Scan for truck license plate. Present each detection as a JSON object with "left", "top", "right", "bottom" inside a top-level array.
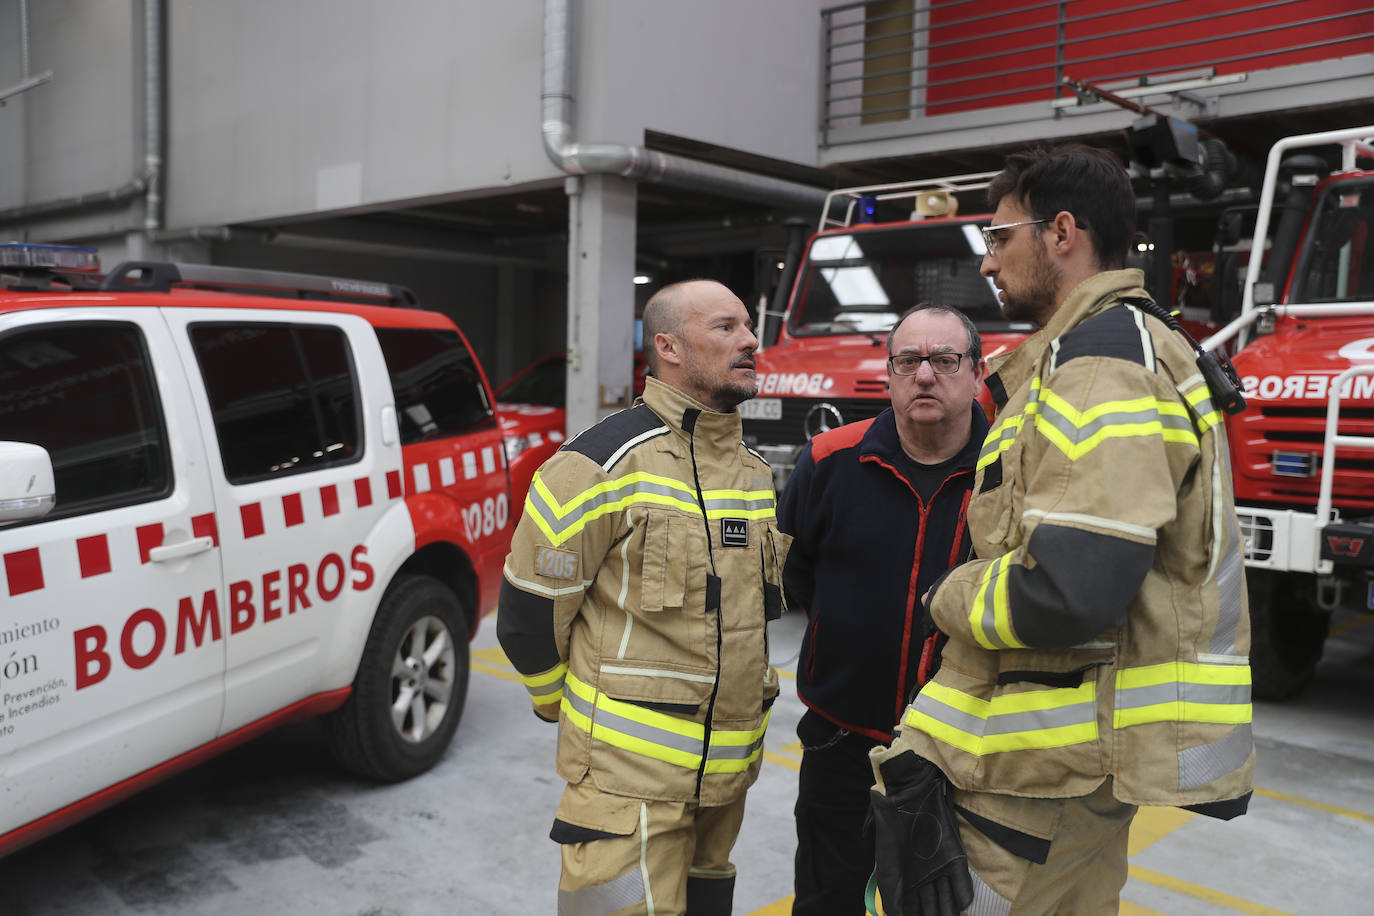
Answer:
[{"left": 739, "top": 397, "right": 782, "bottom": 420}]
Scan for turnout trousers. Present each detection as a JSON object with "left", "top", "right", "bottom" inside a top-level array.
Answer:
[
  {"left": 555, "top": 780, "right": 748, "bottom": 916},
  {"left": 792, "top": 710, "right": 880, "bottom": 916},
  {"left": 955, "top": 779, "right": 1138, "bottom": 916}
]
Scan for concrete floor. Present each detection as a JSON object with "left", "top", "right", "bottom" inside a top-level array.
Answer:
[{"left": 2, "top": 608, "right": 1373, "bottom": 915}]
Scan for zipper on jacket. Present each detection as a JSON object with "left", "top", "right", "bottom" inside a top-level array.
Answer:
[{"left": 682, "top": 408, "right": 723, "bottom": 799}]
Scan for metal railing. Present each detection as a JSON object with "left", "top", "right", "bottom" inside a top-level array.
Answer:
[{"left": 820, "top": 0, "right": 1374, "bottom": 144}]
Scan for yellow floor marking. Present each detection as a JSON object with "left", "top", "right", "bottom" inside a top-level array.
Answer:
[
  {"left": 1128, "top": 865, "right": 1295, "bottom": 916},
  {"left": 472, "top": 660, "right": 523, "bottom": 683},
  {"left": 763, "top": 750, "right": 799, "bottom": 771},
  {"left": 1119, "top": 902, "right": 1171, "bottom": 916},
  {"left": 775, "top": 666, "right": 795, "bottom": 680},
  {"left": 1255, "top": 786, "right": 1374, "bottom": 823},
  {"left": 746, "top": 895, "right": 795, "bottom": 915},
  {"left": 1330, "top": 611, "right": 1374, "bottom": 637},
  {"left": 1127, "top": 805, "right": 1196, "bottom": 855},
  {"left": 472, "top": 645, "right": 512, "bottom": 665}
]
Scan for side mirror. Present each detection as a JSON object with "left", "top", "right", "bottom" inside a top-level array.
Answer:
[{"left": 0, "top": 442, "right": 56, "bottom": 524}]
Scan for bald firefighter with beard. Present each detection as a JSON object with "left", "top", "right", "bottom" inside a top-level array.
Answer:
[{"left": 498, "top": 279, "right": 788, "bottom": 916}]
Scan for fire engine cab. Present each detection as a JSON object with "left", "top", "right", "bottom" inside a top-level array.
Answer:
[{"left": 0, "top": 244, "right": 512, "bottom": 855}]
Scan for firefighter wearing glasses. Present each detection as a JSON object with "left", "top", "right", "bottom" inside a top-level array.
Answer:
[
  {"left": 498, "top": 279, "right": 788, "bottom": 916},
  {"left": 868, "top": 145, "right": 1253, "bottom": 915}
]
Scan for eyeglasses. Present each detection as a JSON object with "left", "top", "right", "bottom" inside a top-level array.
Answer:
[
  {"left": 980, "top": 218, "right": 1052, "bottom": 257},
  {"left": 887, "top": 352, "right": 970, "bottom": 376}
]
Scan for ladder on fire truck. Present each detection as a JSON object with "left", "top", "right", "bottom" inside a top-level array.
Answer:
[{"left": 819, "top": 172, "right": 1000, "bottom": 231}]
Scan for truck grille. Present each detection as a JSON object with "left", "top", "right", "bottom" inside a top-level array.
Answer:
[
  {"left": 742, "top": 397, "right": 889, "bottom": 449},
  {"left": 1233, "top": 404, "right": 1374, "bottom": 509}
]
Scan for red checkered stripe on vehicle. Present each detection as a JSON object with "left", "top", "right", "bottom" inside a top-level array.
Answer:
[
  {"left": 404, "top": 443, "right": 505, "bottom": 495},
  {"left": 2, "top": 469, "right": 406, "bottom": 598}
]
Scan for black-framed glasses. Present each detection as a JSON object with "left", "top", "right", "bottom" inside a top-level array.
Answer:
[
  {"left": 980, "top": 218, "right": 1052, "bottom": 256},
  {"left": 887, "top": 352, "right": 971, "bottom": 376}
]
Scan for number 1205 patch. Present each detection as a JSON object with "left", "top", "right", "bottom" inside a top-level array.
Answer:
[{"left": 535, "top": 545, "right": 578, "bottom": 580}]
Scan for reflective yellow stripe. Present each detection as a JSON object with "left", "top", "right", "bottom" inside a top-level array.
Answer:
[
  {"left": 559, "top": 671, "right": 770, "bottom": 773},
  {"left": 977, "top": 379, "right": 1041, "bottom": 470},
  {"left": 1035, "top": 388, "right": 1198, "bottom": 461},
  {"left": 969, "top": 554, "right": 1026, "bottom": 650},
  {"left": 1184, "top": 384, "right": 1222, "bottom": 434},
  {"left": 904, "top": 680, "right": 1098, "bottom": 755},
  {"left": 1114, "top": 661, "right": 1253, "bottom": 728},
  {"left": 526, "top": 473, "right": 775, "bottom": 546},
  {"left": 520, "top": 662, "right": 567, "bottom": 704}
]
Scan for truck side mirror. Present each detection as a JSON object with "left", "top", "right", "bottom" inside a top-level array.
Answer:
[{"left": 0, "top": 442, "right": 56, "bottom": 525}]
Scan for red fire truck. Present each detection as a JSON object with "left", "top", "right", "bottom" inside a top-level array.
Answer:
[{"left": 1204, "top": 124, "right": 1374, "bottom": 699}]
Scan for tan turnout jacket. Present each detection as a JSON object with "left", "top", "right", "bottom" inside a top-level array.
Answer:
[
  {"left": 894, "top": 269, "right": 1255, "bottom": 811},
  {"left": 498, "top": 377, "right": 788, "bottom": 806}
]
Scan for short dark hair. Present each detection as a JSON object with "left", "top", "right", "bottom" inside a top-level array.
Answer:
[
  {"left": 887, "top": 302, "right": 982, "bottom": 364},
  {"left": 987, "top": 144, "right": 1135, "bottom": 269}
]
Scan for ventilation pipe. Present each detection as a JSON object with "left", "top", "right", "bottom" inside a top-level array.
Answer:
[{"left": 541, "top": 0, "right": 828, "bottom": 214}]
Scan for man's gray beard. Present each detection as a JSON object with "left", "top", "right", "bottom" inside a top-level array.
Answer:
[{"left": 713, "top": 378, "right": 759, "bottom": 410}]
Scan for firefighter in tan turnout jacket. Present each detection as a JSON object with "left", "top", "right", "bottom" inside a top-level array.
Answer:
[
  {"left": 498, "top": 280, "right": 787, "bottom": 916},
  {"left": 867, "top": 147, "right": 1254, "bottom": 916}
]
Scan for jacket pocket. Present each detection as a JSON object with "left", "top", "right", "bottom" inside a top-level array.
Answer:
[
  {"left": 761, "top": 522, "right": 792, "bottom": 622},
  {"left": 639, "top": 509, "right": 706, "bottom": 612}
]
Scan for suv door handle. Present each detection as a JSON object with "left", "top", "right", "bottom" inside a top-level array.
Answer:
[{"left": 148, "top": 536, "right": 215, "bottom": 563}]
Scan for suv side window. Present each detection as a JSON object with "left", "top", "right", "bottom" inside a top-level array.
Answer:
[
  {"left": 375, "top": 327, "right": 495, "bottom": 443},
  {"left": 0, "top": 322, "right": 171, "bottom": 518},
  {"left": 191, "top": 323, "right": 362, "bottom": 483}
]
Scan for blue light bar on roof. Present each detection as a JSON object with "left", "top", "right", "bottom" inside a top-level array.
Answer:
[{"left": 0, "top": 242, "right": 101, "bottom": 272}]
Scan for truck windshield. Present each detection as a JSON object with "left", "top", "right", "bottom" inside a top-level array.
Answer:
[
  {"left": 788, "top": 223, "right": 1015, "bottom": 335},
  {"left": 1291, "top": 175, "right": 1374, "bottom": 303}
]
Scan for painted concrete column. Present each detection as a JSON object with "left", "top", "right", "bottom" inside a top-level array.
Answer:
[{"left": 564, "top": 173, "right": 637, "bottom": 437}]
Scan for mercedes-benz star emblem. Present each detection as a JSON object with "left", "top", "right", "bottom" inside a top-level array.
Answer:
[{"left": 803, "top": 402, "right": 844, "bottom": 439}]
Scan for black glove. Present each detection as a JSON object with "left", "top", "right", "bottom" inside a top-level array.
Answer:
[{"left": 867, "top": 752, "right": 974, "bottom": 916}]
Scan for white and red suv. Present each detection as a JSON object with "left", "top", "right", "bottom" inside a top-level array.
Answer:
[{"left": 0, "top": 243, "right": 513, "bottom": 855}]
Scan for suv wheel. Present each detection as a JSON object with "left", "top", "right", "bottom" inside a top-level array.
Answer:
[{"left": 325, "top": 574, "right": 470, "bottom": 781}]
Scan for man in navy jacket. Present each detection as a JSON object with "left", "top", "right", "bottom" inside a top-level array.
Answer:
[{"left": 779, "top": 302, "right": 989, "bottom": 916}]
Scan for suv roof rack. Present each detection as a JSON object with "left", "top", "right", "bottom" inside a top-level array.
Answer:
[
  {"left": 821, "top": 171, "right": 1000, "bottom": 231},
  {"left": 100, "top": 261, "right": 420, "bottom": 308}
]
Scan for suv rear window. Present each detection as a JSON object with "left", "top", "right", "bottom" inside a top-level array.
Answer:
[
  {"left": 0, "top": 322, "right": 171, "bottom": 518},
  {"left": 191, "top": 323, "right": 362, "bottom": 483},
  {"left": 376, "top": 327, "right": 495, "bottom": 444}
]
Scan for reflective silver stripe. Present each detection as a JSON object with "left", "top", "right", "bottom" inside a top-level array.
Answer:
[
  {"left": 526, "top": 673, "right": 566, "bottom": 703},
  {"left": 702, "top": 495, "right": 774, "bottom": 513},
  {"left": 1179, "top": 722, "right": 1253, "bottom": 790},
  {"left": 980, "top": 417, "right": 1022, "bottom": 462},
  {"left": 1114, "top": 681, "right": 1251, "bottom": 710},
  {"left": 911, "top": 689, "right": 1096, "bottom": 737},
  {"left": 557, "top": 866, "right": 646, "bottom": 916},
  {"left": 1048, "top": 335, "right": 1063, "bottom": 375},
  {"left": 1129, "top": 304, "right": 1155, "bottom": 369},
  {"left": 1211, "top": 510, "right": 1245, "bottom": 656},
  {"left": 966, "top": 867, "right": 1013, "bottom": 916},
  {"left": 974, "top": 556, "right": 1016, "bottom": 650},
  {"left": 1037, "top": 401, "right": 1195, "bottom": 444},
  {"left": 565, "top": 686, "right": 596, "bottom": 721},
  {"left": 603, "top": 426, "right": 671, "bottom": 471},
  {"left": 599, "top": 664, "right": 717, "bottom": 684},
  {"left": 593, "top": 705, "right": 705, "bottom": 758},
  {"left": 706, "top": 734, "right": 766, "bottom": 762}
]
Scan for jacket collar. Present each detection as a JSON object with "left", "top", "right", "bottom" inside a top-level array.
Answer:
[
  {"left": 861, "top": 403, "right": 990, "bottom": 473},
  {"left": 640, "top": 375, "right": 743, "bottom": 455},
  {"left": 986, "top": 268, "right": 1149, "bottom": 402}
]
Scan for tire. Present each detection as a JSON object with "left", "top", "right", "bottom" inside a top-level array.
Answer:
[
  {"left": 1246, "top": 570, "right": 1330, "bottom": 701},
  {"left": 325, "top": 573, "right": 471, "bottom": 781}
]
